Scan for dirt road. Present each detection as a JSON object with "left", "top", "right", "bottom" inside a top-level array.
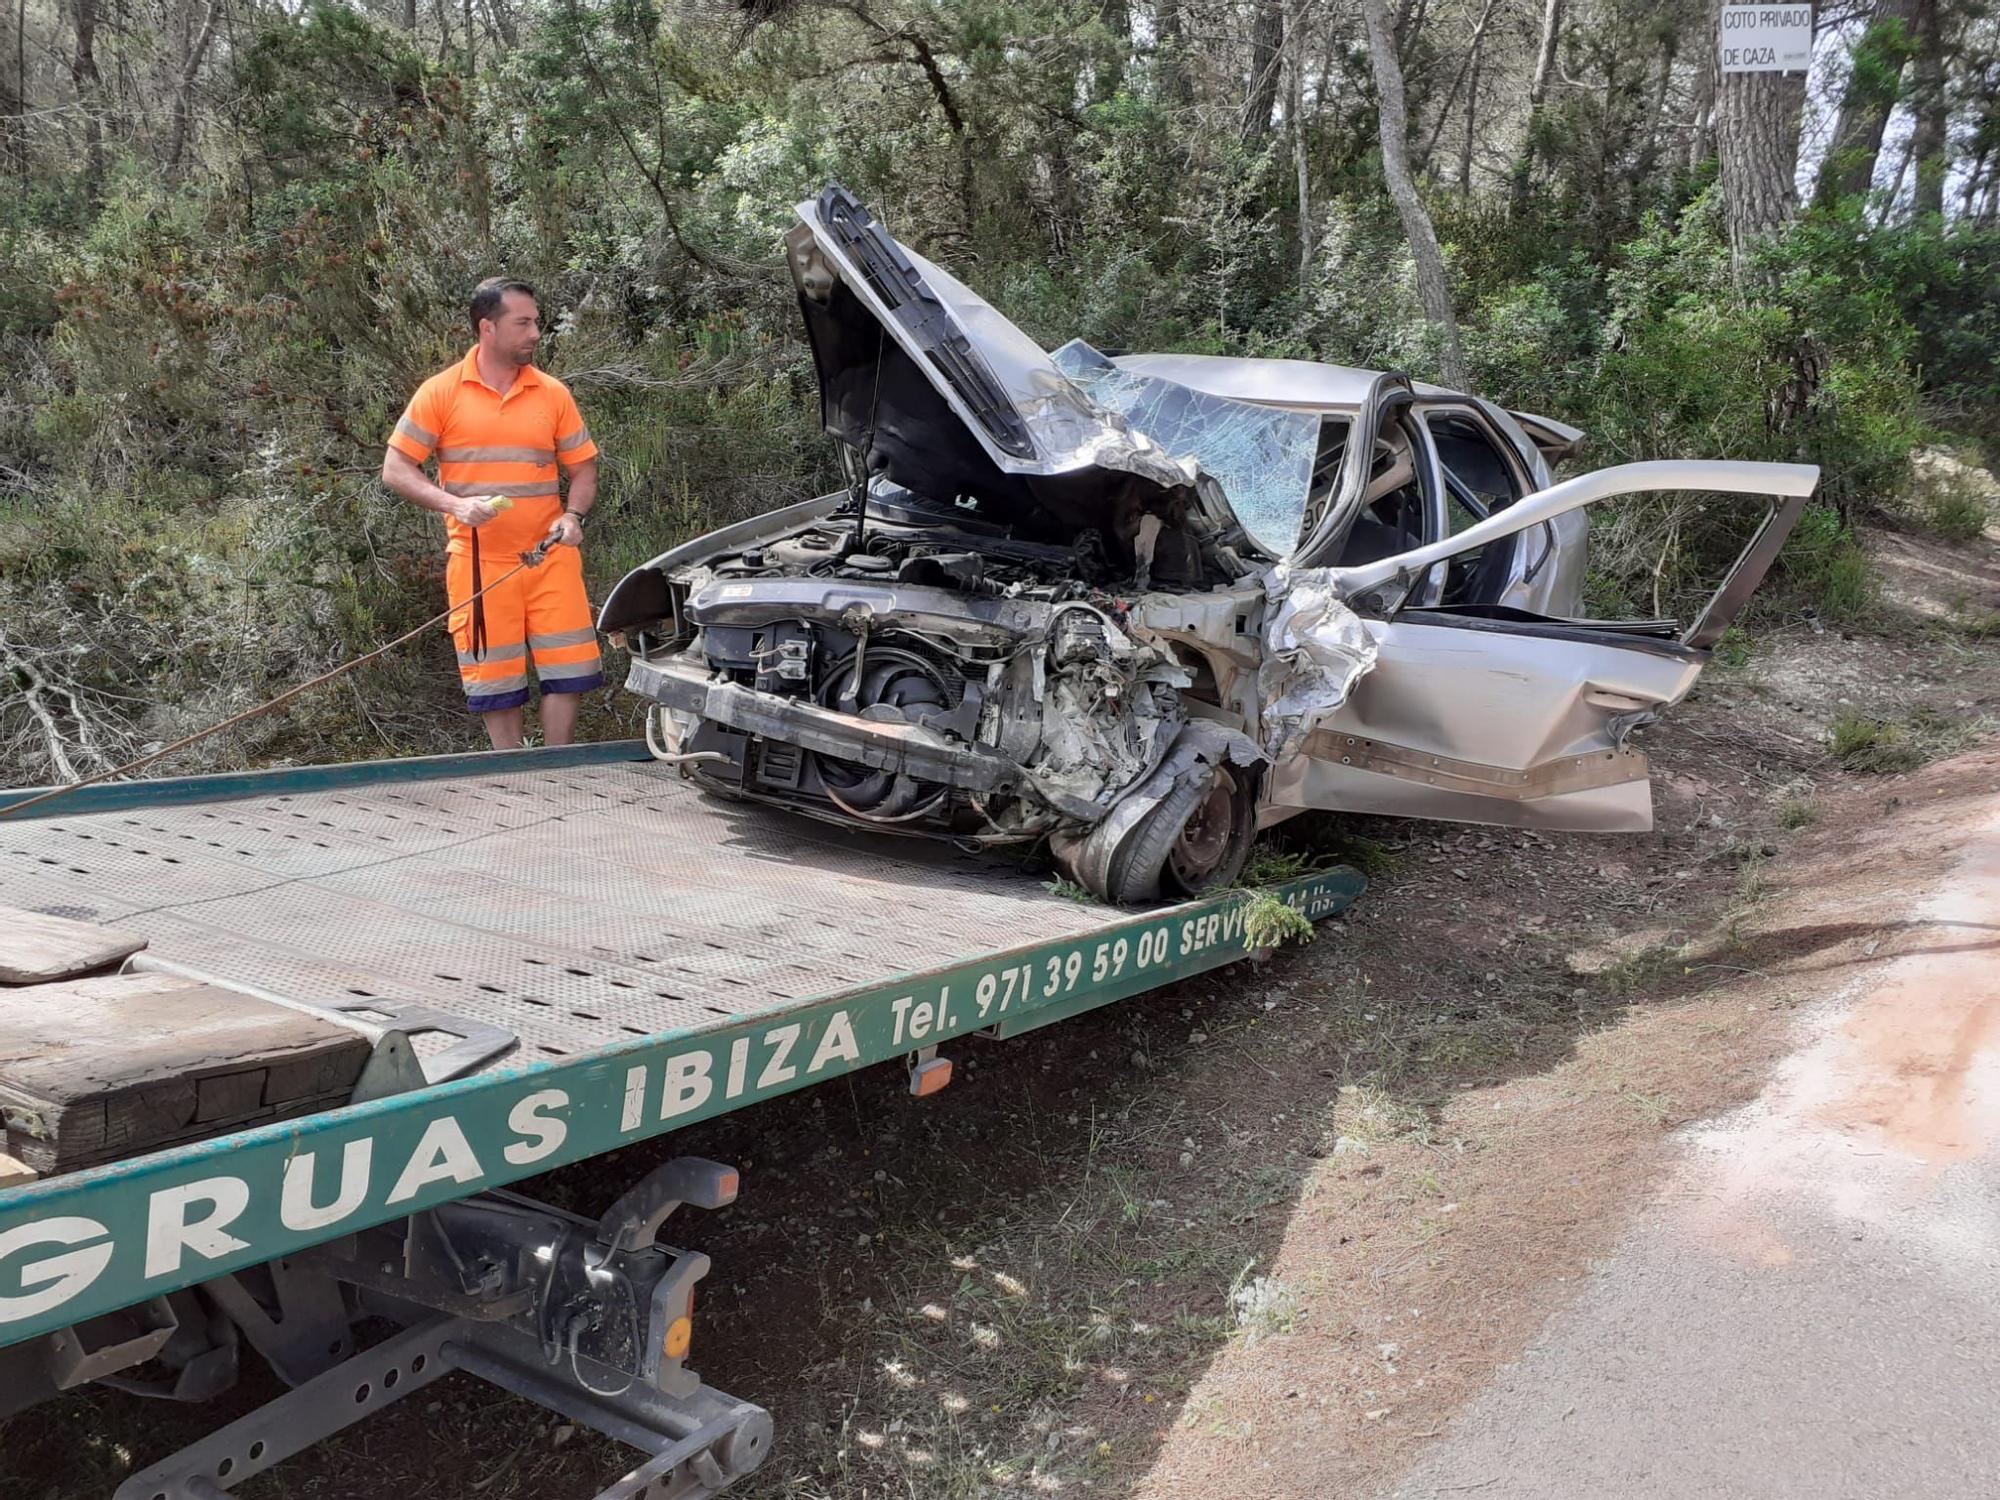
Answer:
[{"left": 1382, "top": 773, "right": 2000, "bottom": 1499}]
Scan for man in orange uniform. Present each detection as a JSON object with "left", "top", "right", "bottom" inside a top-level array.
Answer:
[{"left": 382, "top": 278, "right": 604, "bottom": 749}]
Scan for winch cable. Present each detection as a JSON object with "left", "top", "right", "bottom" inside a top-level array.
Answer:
[{"left": 1, "top": 543, "right": 557, "bottom": 822}]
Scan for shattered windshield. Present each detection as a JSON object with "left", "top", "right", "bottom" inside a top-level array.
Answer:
[{"left": 1050, "top": 340, "right": 1320, "bottom": 556}]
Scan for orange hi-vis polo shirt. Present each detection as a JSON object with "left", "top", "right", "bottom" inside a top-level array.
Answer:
[{"left": 387, "top": 348, "right": 599, "bottom": 556}]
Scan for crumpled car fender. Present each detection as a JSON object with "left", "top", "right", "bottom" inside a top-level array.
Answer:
[{"left": 1258, "top": 564, "right": 1380, "bottom": 761}]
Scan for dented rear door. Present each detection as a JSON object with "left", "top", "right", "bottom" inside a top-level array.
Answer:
[
  {"left": 1267, "top": 614, "right": 1701, "bottom": 831},
  {"left": 1265, "top": 459, "right": 1819, "bottom": 833}
]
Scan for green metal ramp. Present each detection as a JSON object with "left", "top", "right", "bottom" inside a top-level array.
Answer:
[{"left": 0, "top": 743, "right": 1361, "bottom": 1352}]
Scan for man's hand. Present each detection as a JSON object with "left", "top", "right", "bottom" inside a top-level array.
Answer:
[
  {"left": 384, "top": 447, "right": 492, "bottom": 525},
  {"left": 454, "top": 495, "right": 504, "bottom": 528},
  {"left": 545, "top": 511, "right": 584, "bottom": 549}
]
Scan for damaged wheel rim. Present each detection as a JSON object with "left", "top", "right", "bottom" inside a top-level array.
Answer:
[{"left": 1167, "top": 769, "right": 1237, "bottom": 888}]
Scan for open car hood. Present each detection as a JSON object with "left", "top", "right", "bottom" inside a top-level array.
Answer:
[{"left": 787, "top": 187, "right": 1310, "bottom": 558}]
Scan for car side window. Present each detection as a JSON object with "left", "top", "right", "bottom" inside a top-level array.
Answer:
[
  {"left": 1424, "top": 411, "right": 1532, "bottom": 606},
  {"left": 1334, "top": 412, "right": 1428, "bottom": 568},
  {"left": 1428, "top": 412, "right": 1522, "bottom": 521},
  {"left": 1296, "top": 416, "right": 1351, "bottom": 553}
]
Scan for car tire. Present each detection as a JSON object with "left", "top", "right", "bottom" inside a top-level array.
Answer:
[{"left": 1100, "top": 764, "right": 1258, "bottom": 904}]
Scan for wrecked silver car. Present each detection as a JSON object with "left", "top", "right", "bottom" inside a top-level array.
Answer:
[{"left": 598, "top": 186, "right": 1819, "bottom": 902}]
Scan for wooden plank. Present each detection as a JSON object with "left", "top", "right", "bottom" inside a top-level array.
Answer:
[
  {"left": 0, "top": 971, "right": 370, "bottom": 1175},
  {"left": 0, "top": 1153, "right": 37, "bottom": 1190},
  {"left": 0, "top": 905, "right": 148, "bottom": 985}
]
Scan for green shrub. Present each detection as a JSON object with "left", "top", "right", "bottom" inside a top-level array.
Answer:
[
  {"left": 1242, "top": 893, "right": 1314, "bottom": 950},
  {"left": 1772, "top": 506, "right": 1875, "bottom": 623},
  {"left": 1908, "top": 458, "right": 1996, "bottom": 543},
  {"left": 1829, "top": 715, "right": 1921, "bottom": 773},
  {"left": 1713, "top": 626, "right": 1754, "bottom": 667},
  {"left": 1460, "top": 194, "right": 1921, "bottom": 626},
  {"left": 1829, "top": 709, "right": 1982, "bottom": 774},
  {"left": 1239, "top": 847, "right": 1320, "bottom": 887}
]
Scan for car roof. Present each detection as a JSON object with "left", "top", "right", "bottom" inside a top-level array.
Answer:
[{"left": 1110, "top": 352, "right": 1458, "bottom": 413}]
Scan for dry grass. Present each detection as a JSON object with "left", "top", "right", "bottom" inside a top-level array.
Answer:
[{"left": 1828, "top": 707, "right": 1988, "bottom": 774}]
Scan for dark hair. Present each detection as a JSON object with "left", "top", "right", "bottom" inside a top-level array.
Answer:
[{"left": 469, "top": 277, "right": 536, "bottom": 336}]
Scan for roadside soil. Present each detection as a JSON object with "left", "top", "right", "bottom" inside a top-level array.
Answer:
[{"left": 4, "top": 519, "right": 1996, "bottom": 1500}]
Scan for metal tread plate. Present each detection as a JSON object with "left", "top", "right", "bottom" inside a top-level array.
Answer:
[
  {"left": 0, "top": 756, "right": 1111, "bottom": 1065},
  {"left": 0, "top": 745, "right": 1365, "bottom": 1348}
]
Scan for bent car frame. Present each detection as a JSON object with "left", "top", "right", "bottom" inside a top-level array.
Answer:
[{"left": 600, "top": 186, "right": 1818, "bottom": 903}]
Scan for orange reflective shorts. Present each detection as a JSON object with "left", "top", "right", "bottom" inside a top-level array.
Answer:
[{"left": 446, "top": 541, "right": 603, "bottom": 714}]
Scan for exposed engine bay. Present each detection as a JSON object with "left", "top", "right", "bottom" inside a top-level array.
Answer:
[
  {"left": 619, "top": 482, "right": 1268, "bottom": 901},
  {"left": 596, "top": 186, "right": 1299, "bottom": 902}
]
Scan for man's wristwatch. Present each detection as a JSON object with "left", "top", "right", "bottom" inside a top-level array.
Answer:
[{"left": 563, "top": 508, "right": 586, "bottom": 527}]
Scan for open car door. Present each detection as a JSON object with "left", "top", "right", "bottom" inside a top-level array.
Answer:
[{"left": 1265, "top": 460, "right": 1820, "bottom": 833}]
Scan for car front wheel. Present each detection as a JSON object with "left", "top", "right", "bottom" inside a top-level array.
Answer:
[{"left": 1100, "top": 764, "right": 1258, "bottom": 904}]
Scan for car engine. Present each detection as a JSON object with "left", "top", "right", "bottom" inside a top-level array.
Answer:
[{"left": 615, "top": 480, "right": 1246, "bottom": 848}]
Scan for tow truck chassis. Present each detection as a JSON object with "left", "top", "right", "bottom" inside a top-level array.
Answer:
[
  {"left": 0, "top": 742, "right": 1361, "bottom": 1497},
  {"left": 91, "top": 1158, "right": 766, "bottom": 1500}
]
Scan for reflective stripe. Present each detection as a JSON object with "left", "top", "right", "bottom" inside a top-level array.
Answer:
[
  {"left": 528, "top": 627, "right": 597, "bottom": 651},
  {"left": 555, "top": 427, "right": 593, "bottom": 453},
  {"left": 456, "top": 642, "right": 527, "bottom": 666},
  {"left": 535, "top": 659, "right": 602, "bottom": 682},
  {"left": 395, "top": 417, "right": 437, "bottom": 447},
  {"left": 459, "top": 670, "right": 530, "bottom": 693},
  {"left": 442, "top": 479, "right": 561, "bottom": 498},
  {"left": 436, "top": 445, "right": 557, "bottom": 465}
]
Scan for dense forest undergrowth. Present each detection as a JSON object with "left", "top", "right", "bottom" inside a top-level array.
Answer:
[{"left": 1, "top": 0, "right": 1997, "bottom": 783}]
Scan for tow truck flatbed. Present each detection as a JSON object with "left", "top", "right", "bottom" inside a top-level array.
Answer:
[{"left": 0, "top": 742, "right": 1360, "bottom": 1498}]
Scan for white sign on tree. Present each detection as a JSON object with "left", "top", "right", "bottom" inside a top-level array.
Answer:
[{"left": 1719, "top": 6, "right": 1814, "bottom": 74}]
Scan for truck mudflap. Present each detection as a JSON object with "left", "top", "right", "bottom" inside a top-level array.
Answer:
[{"left": 107, "top": 1157, "right": 771, "bottom": 1500}]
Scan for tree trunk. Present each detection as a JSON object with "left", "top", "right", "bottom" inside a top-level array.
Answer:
[
  {"left": 1290, "top": 0, "right": 1312, "bottom": 292},
  {"left": 1880, "top": 128, "right": 1915, "bottom": 220},
  {"left": 1458, "top": 40, "right": 1481, "bottom": 197},
  {"left": 1156, "top": 0, "right": 1191, "bottom": 107},
  {"left": 166, "top": 0, "right": 223, "bottom": 178},
  {"left": 1905, "top": 0, "right": 1947, "bottom": 217},
  {"left": 1509, "top": 0, "right": 1564, "bottom": 213},
  {"left": 1241, "top": 0, "right": 1285, "bottom": 141},
  {"left": 1090, "top": 0, "right": 1129, "bottom": 102},
  {"left": 1812, "top": 0, "right": 1916, "bottom": 208},
  {"left": 1630, "top": 33, "right": 1678, "bottom": 190},
  {"left": 1527, "top": 0, "right": 1562, "bottom": 118},
  {"left": 1392, "top": 0, "right": 1432, "bottom": 52},
  {"left": 3, "top": 0, "right": 22, "bottom": 184},
  {"left": 1713, "top": 2, "right": 1808, "bottom": 280},
  {"left": 1415, "top": 0, "right": 1498, "bottom": 176},
  {"left": 482, "top": 0, "right": 518, "bottom": 50},
  {"left": 1959, "top": 146, "right": 1991, "bottom": 220},
  {"left": 1686, "top": 40, "right": 1716, "bottom": 170},
  {"left": 68, "top": 0, "right": 105, "bottom": 195},
  {"left": 1359, "top": 0, "right": 1468, "bottom": 389}
]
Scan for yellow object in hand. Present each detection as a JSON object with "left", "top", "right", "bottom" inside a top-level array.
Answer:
[{"left": 485, "top": 495, "right": 514, "bottom": 512}]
